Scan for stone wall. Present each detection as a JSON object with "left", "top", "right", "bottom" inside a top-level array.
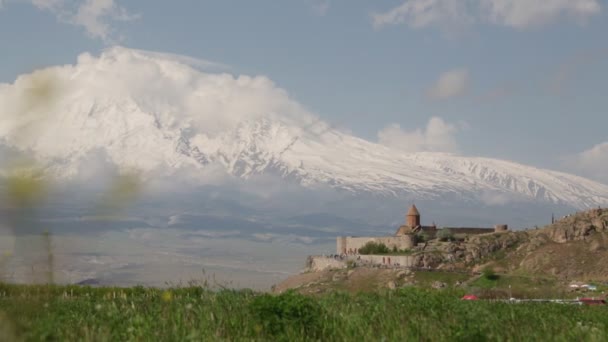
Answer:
[
  {"left": 306, "top": 256, "right": 347, "bottom": 272},
  {"left": 420, "top": 226, "right": 438, "bottom": 239},
  {"left": 494, "top": 224, "right": 508, "bottom": 232},
  {"left": 336, "top": 237, "right": 347, "bottom": 255},
  {"left": 358, "top": 255, "right": 415, "bottom": 267},
  {"left": 336, "top": 237, "right": 372, "bottom": 254},
  {"left": 336, "top": 235, "right": 416, "bottom": 254},
  {"left": 306, "top": 254, "right": 417, "bottom": 271},
  {"left": 377, "top": 236, "right": 416, "bottom": 250},
  {"left": 445, "top": 228, "right": 495, "bottom": 236}
]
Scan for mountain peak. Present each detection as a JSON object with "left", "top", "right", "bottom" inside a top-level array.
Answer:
[{"left": 1, "top": 48, "right": 607, "bottom": 209}]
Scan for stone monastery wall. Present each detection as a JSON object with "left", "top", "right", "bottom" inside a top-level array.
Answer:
[
  {"left": 358, "top": 255, "right": 415, "bottom": 267},
  {"left": 445, "top": 228, "right": 495, "bottom": 236},
  {"left": 307, "top": 256, "right": 347, "bottom": 272},
  {"left": 336, "top": 235, "right": 415, "bottom": 254},
  {"left": 306, "top": 255, "right": 416, "bottom": 272}
]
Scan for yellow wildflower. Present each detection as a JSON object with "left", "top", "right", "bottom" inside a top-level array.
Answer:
[{"left": 161, "top": 291, "right": 173, "bottom": 302}]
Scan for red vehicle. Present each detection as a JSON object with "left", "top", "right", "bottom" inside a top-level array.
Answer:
[{"left": 461, "top": 294, "right": 479, "bottom": 301}]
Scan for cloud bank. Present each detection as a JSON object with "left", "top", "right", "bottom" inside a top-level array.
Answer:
[
  {"left": 372, "top": 0, "right": 601, "bottom": 30},
  {"left": 377, "top": 117, "right": 461, "bottom": 153},
  {"left": 0, "top": 46, "right": 315, "bottom": 177}
]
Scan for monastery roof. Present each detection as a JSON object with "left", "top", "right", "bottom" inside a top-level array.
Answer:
[
  {"left": 395, "top": 224, "right": 434, "bottom": 236},
  {"left": 407, "top": 205, "right": 420, "bottom": 216},
  {"left": 395, "top": 225, "right": 414, "bottom": 236}
]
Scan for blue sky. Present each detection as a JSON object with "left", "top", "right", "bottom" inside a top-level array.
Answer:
[{"left": 1, "top": 0, "right": 607, "bottom": 182}]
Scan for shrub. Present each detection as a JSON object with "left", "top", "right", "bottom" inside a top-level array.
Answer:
[
  {"left": 359, "top": 242, "right": 390, "bottom": 255},
  {"left": 482, "top": 266, "right": 499, "bottom": 281},
  {"left": 249, "top": 290, "right": 324, "bottom": 340},
  {"left": 437, "top": 229, "right": 454, "bottom": 242},
  {"left": 415, "top": 232, "right": 430, "bottom": 243}
]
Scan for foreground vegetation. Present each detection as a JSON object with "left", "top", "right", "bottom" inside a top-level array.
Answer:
[{"left": 0, "top": 283, "right": 607, "bottom": 341}]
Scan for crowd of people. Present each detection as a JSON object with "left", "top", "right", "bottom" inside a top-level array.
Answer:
[{"left": 320, "top": 254, "right": 409, "bottom": 268}]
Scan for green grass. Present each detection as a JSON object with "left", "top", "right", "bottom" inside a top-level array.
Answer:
[
  {"left": 2, "top": 283, "right": 608, "bottom": 341},
  {"left": 468, "top": 274, "right": 574, "bottom": 299},
  {"left": 412, "top": 271, "right": 471, "bottom": 287}
]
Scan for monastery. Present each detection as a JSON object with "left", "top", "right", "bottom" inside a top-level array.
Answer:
[{"left": 336, "top": 205, "right": 508, "bottom": 255}]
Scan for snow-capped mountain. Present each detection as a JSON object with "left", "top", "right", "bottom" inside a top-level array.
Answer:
[{"left": 1, "top": 47, "right": 607, "bottom": 210}]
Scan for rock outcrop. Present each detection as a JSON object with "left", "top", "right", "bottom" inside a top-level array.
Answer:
[
  {"left": 544, "top": 208, "right": 608, "bottom": 243},
  {"left": 413, "top": 253, "right": 445, "bottom": 268}
]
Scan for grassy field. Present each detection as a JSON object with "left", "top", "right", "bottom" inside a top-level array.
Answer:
[
  {"left": 1, "top": 283, "right": 608, "bottom": 341},
  {"left": 412, "top": 270, "right": 471, "bottom": 287}
]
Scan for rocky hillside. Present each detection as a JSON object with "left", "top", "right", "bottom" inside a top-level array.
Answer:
[
  {"left": 408, "top": 207, "right": 608, "bottom": 277},
  {"left": 274, "top": 208, "right": 608, "bottom": 293},
  {"left": 508, "top": 208, "right": 608, "bottom": 280}
]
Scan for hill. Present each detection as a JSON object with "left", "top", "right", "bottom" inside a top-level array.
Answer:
[{"left": 274, "top": 208, "right": 608, "bottom": 296}]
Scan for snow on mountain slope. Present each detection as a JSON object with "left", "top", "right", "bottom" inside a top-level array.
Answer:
[
  {"left": 196, "top": 119, "right": 608, "bottom": 208},
  {"left": 1, "top": 47, "right": 607, "bottom": 209}
]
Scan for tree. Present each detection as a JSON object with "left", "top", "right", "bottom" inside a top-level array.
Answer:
[
  {"left": 437, "top": 228, "right": 454, "bottom": 242},
  {"left": 359, "top": 241, "right": 390, "bottom": 255}
]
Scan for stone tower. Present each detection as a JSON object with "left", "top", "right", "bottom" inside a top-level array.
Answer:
[{"left": 406, "top": 205, "right": 421, "bottom": 227}]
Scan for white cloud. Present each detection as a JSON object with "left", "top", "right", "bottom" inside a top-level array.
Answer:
[
  {"left": 427, "top": 68, "right": 470, "bottom": 100},
  {"left": 372, "top": 0, "right": 601, "bottom": 30},
  {"left": 481, "top": 0, "right": 601, "bottom": 28},
  {"left": 372, "top": 0, "right": 473, "bottom": 30},
  {"left": 0, "top": 46, "right": 316, "bottom": 176},
  {"left": 567, "top": 142, "right": 608, "bottom": 184},
  {"left": 126, "top": 48, "right": 230, "bottom": 71},
  {"left": 479, "top": 190, "right": 518, "bottom": 206},
  {"left": 2, "top": 0, "right": 139, "bottom": 43},
  {"left": 30, "top": 0, "right": 63, "bottom": 11},
  {"left": 71, "top": 0, "right": 139, "bottom": 42},
  {"left": 377, "top": 117, "right": 461, "bottom": 153}
]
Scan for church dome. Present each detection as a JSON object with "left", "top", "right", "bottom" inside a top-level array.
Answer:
[{"left": 407, "top": 205, "right": 420, "bottom": 216}]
